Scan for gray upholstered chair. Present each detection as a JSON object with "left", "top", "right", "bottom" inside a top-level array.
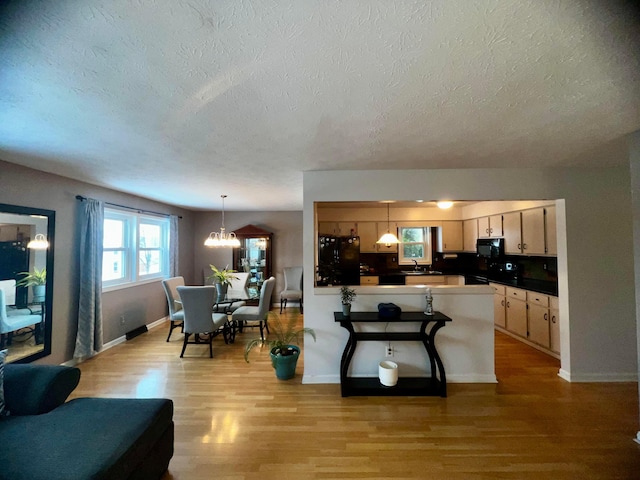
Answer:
[
  {"left": 0, "top": 289, "right": 43, "bottom": 349},
  {"left": 280, "top": 266, "right": 303, "bottom": 313},
  {"left": 175, "top": 285, "right": 229, "bottom": 358},
  {"left": 231, "top": 276, "right": 276, "bottom": 341},
  {"left": 161, "top": 276, "right": 185, "bottom": 342}
]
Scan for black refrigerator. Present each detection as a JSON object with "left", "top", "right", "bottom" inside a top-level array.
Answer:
[{"left": 317, "top": 235, "right": 360, "bottom": 286}]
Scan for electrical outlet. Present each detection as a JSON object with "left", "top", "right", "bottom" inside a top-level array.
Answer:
[{"left": 385, "top": 346, "right": 393, "bottom": 357}]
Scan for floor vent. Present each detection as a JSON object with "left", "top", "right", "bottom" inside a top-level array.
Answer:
[{"left": 126, "top": 325, "right": 148, "bottom": 340}]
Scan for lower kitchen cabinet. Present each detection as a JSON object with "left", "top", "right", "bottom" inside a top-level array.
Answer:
[
  {"left": 360, "top": 275, "right": 379, "bottom": 285},
  {"left": 549, "top": 296, "right": 560, "bottom": 354},
  {"left": 527, "top": 291, "right": 550, "bottom": 349},
  {"left": 491, "top": 283, "right": 506, "bottom": 328},
  {"left": 505, "top": 287, "right": 527, "bottom": 338}
]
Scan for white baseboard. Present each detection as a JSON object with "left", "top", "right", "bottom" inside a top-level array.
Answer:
[
  {"left": 62, "top": 317, "right": 169, "bottom": 366},
  {"left": 558, "top": 368, "right": 638, "bottom": 382}
]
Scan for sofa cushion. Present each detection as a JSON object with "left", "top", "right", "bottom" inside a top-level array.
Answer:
[
  {"left": 0, "top": 397, "right": 174, "bottom": 480},
  {"left": 3, "top": 364, "right": 80, "bottom": 415},
  {"left": 0, "top": 349, "right": 7, "bottom": 417}
]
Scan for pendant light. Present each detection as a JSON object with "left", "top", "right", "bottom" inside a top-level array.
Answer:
[
  {"left": 204, "top": 195, "right": 241, "bottom": 248},
  {"left": 376, "top": 202, "right": 400, "bottom": 247},
  {"left": 27, "top": 233, "right": 49, "bottom": 249}
]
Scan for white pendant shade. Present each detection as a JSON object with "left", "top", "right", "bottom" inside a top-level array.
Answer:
[
  {"left": 376, "top": 202, "right": 400, "bottom": 246},
  {"left": 27, "top": 233, "right": 49, "bottom": 249}
]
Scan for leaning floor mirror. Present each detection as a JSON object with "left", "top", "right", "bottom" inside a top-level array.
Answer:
[{"left": 0, "top": 203, "right": 55, "bottom": 363}]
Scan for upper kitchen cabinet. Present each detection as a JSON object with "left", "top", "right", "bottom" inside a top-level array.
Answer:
[
  {"left": 463, "top": 218, "right": 478, "bottom": 252},
  {"left": 357, "top": 221, "right": 379, "bottom": 253},
  {"left": 318, "top": 221, "right": 357, "bottom": 236},
  {"left": 437, "top": 221, "right": 463, "bottom": 252},
  {"left": 478, "top": 215, "right": 503, "bottom": 238},
  {"left": 502, "top": 211, "right": 522, "bottom": 255},
  {"left": 545, "top": 205, "right": 557, "bottom": 255},
  {"left": 521, "top": 208, "right": 546, "bottom": 255}
]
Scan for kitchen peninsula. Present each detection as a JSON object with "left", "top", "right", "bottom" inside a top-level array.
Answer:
[{"left": 303, "top": 283, "right": 496, "bottom": 386}]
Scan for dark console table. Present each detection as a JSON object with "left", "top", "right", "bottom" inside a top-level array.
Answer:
[{"left": 334, "top": 311, "right": 452, "bottom": 397}]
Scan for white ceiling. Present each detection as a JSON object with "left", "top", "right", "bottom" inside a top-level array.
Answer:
[{"left": 1, "top": 1, "right": 639, "bottom": 211}]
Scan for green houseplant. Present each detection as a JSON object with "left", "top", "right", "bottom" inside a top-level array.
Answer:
[
  {"left": 340, "top": 285, "right": 356, "bottom": 316},
  {"left": 244, "top": 311, "right": 316, "bottom": 380},
  {"left": 16, "top": 267, "right": 47, "bottom": 302},
  {"left": 208, "top": 264, "right": 239, "bottom": 299}
]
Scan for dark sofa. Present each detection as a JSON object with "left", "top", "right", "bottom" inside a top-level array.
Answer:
[{"left": 0, "top": 364, "right": 174, "bottom": 480}]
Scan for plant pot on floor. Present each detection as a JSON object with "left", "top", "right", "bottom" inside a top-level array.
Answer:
[
  {"left": 270, "top": 345, "right": 300, "bottom": 380},
  {"left": 32, "top": 284, "right": 46, "bottom": 303}
]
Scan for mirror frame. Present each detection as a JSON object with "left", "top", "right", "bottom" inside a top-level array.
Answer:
[{"left": 0, "top": 202, "right": 55, "bottom": 363}]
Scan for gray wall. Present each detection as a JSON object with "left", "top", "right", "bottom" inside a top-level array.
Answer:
[{"left": 0, "top": 160, "right": 195, "bottom": 364}]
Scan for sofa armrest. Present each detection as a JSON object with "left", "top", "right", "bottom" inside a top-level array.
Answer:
[{"left": 3, "top": 364, "right": 81, "bottom": 415}]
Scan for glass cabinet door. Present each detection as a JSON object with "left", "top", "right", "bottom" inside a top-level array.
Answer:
[{"left": 232, "top": 225, "right": 273, "bottom": 302}]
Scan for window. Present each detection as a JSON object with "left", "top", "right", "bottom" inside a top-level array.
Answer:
[
  {"left": 102, "top": 208, "right": 170, "bottom": 290},
  {"left": 398, "top": 227, "right": 432, "bottom": 265}
]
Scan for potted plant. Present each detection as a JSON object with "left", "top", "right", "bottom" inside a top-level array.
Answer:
[
  {"left": 244, "top": 312, "right": 316, "bottom": 380},
  {"left": 208, "top": 264, "right": 239, "bottom": 299},
  {"left": 340, "top": 285, "right": 356, "bottom": 316},
  {"left": 16, "top": 267, "right": 46, "bottom": 302}
]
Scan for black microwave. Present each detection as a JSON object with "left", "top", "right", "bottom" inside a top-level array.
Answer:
[{"left": 477, "top": 238, "right": 504, "bottom": 258}]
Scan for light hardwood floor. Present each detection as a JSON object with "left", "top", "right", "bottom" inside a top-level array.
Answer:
[{"left": 69, "top": 310, "right": 640, "bottom": 480}]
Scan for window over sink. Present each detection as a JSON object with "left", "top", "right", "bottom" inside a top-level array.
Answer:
[{"left": 398, "top": 227, "right": 432, "bottom": 266}]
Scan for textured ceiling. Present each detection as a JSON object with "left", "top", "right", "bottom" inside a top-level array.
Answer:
[{"left": 1, "top": 0, "right": 639, "bottom": 211}]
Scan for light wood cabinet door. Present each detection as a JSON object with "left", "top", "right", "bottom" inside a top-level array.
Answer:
[
  {"left": 478, "top": 216, "right": 491, "bottom": 238},
  {"left": 437, "top": 221, "right": 463, "bottom": 252},
  {"left": 318, "top": 222, "right": 337, "bottom": 235},
  {"left": 549, "top": 296, "right": 560, "bottom": 353},
  {"left": 545, "top": 205, "right": 557, "bottom": 256},
  {"left": 521, "top": 208, "right": 545, "bottom": 255},
  {"left": 502, "top": 211, "right": 522, "bottom": 254},
  {"left": 506, "top": 287, "right": 527, "bottom": 337},
  {"left": 528, "top": 303, "right": 550, "bottom": 348},
  {"left": 489, "top": 214, "right": 503, "bottom": 236},
  {"left": 493, "top": 293, "right": 506, "bottom": 328},
  {"left": 360, "top": 275, "right": 379, "bottom": 285},
  {"left": 463, "top": 219, "right": 478, "bottom": 252},
  {"left": 358, "top": 222, "right": 379, "bottom": 253},
  {"left": 338, "top": 222, "right": 357, "bottom": 236}
]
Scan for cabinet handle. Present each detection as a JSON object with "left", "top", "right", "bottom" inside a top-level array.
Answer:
[
  {"left": 486, "top": 228, "right": 490, "bottom": 234},
  {"left": 501, "top": 299, "right": 505, "bottom": 306},
  {"left": 507, "top": 301, "right": 510, "bottom": 307},
  {"left": 489, "top": 228, "right": 493, "bottom": 234},
  {"left": 551, "top": 315, "right": 556, "bottom": 324},
  {"left": 523, "top": 243, "right": 528, "bottom": 250},
  {"left": 544, "top": 313, "right": 548, "bottom": 321},
  {"left": 518, "top": 243, "right": 521, "bottom": 249}
]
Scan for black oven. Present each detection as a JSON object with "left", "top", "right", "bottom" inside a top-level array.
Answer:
[{"left": 476, "top": 238, "right": 504, "bottom": 259}]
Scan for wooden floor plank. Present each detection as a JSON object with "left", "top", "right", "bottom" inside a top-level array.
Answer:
[{"left": 69, "top": 310, "right": 640, "bottom": 479}]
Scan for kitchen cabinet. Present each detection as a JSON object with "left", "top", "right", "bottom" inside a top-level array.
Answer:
[
  {"left": 360, "top": 275, "right": 379, "bottom": 285},
  {"left": 357, "top": 222, "right": 379, "bottom": 253},
  {"left": 545, "top": 205, "right": 557, "bottom": 255},
  {"left": 463, "top": 219, "right": 478, "bottom": 252},
  {"left": 405, "top": 275, "right": 445, "bottom": 285},
  {"left": 478, "top": 215, "right": 503, "bottom": 238},
  {"left": 505, "top": 287, "right": 527, "bottom": 338},
  {"left": 318, "top": 222, "right": 357, "bottom": 236},
  {"left": 521, "top": 208, "right": 545, "bottom": 255},
  {"left": 502, "top": 211, "right": 522, "bottom": 255},
  {"left": 491, "top": 283, "right": 507, "bottom": 328},
  {"left": 527, "top": 291, "right": 550, "bottom": 348},
  {"left": 549, "top": 296, "right": 560, "bottom": 354},
  {"left": 437, "top": 221, "right": 463, "bottom": 252}
]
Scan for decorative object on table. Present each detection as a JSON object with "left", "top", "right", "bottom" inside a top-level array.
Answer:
[
  {"left": 204, "top": 194, "right": 241, "bottom": 247},
  {"left": 15, "top": 268, "right": 46, "bottom": 302},
  {"left": 378, "top": 360, "right": 399, "bottom": 387},
  {"left": 424, "top": 287, "right": 434, "bottom": 315},
  {"left": 340, "top": 285, "right": 356, "bottom": 316},
  {"left": 208, "top": 264, "right": 239, "bottom": 299},
  {"left": 377, "top": 302, "right": 401, "bottom": 318},
  {"left": 244, "top": 311, "right": 316, "bottom": 380}
]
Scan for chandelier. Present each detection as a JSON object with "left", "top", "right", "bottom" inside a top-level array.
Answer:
[
  {"left": 27, "top": 233, "right": 49, "bottom": 249},
  {"left": 204, "top": 195, "right": 241, "bottom": 248}
]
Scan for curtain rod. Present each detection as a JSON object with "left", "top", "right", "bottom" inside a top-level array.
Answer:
[{"left": 75, "top": 195, "right": 182, "bottom": 219}]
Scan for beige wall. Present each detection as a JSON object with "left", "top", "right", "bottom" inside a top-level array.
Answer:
[{"left": 0, "top": 160, "right": 195, "bottom": 364}]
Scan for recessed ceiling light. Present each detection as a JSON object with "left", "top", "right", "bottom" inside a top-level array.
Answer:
[{"left": 437, "top": 201, "right": 453, "bottom": 209}]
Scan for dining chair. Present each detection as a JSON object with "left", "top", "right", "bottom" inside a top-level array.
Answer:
[
  {"left": 0, "top": 289, "right": 43, "bottom": 349},
  {"left": 161, "top": 276, "right": 185, "bottom": 342},
  {"left": 231, "top": 276, "right": 276, "bottom": 341},
  {"left": 175, "top": 285, "right": 229, "bottom": 358},
  {"left": 280, "top": 266, "right": 303, "bottom": 313}
]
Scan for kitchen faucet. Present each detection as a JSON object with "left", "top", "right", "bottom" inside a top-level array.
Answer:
[{"left": 413, "top": 259, "right": 419, "bottom": 271}]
